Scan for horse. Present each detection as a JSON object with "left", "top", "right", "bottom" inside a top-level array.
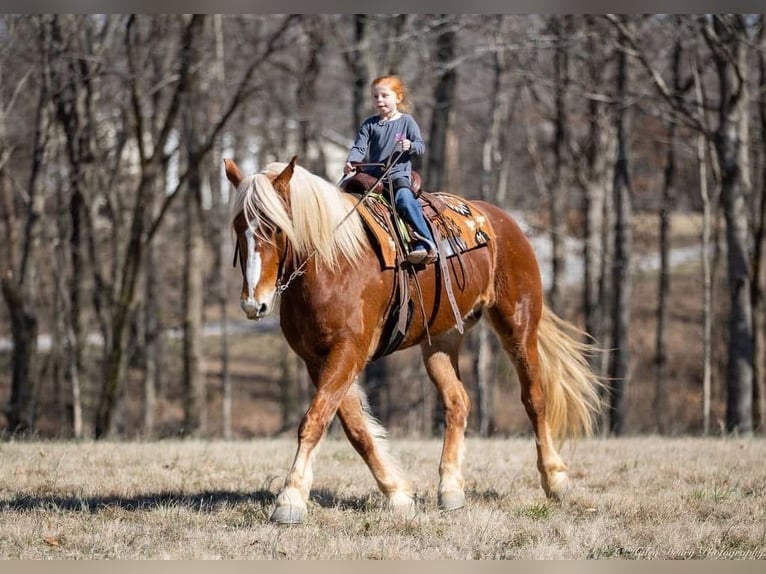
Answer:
[{"left": 224, "top": 156, "right": 601, "bottom": 524}]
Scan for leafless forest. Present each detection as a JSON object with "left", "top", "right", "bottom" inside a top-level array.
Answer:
[{"left": 1, "top": 15, "right": 765, "bottom": 440}]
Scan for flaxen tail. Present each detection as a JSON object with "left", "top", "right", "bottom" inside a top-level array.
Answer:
[{"left": 536, "top": 304, "right": 603, "bottom": 440}]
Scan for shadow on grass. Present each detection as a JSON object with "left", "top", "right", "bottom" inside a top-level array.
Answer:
[
  {"left": 0, "top": 489, "right": 277, "bottom": 513},
  {"left": 309, "top": 488, "right": 375, "bottom": 512},
  {"left": 1, "top": 488, "right": 382, "bottom": 514}
]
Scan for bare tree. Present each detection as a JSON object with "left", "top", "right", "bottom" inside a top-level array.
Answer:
[
  {"left": 0, "top": 20, "right": 47, "bottom": 433},
  {"left": 569, "top": 17, "right": 614, "bottom": 390},
  {"left": 702, "top": 15, "right": 754, "bottom": 435},
  {"left": 606, "top": 14, "right": 756, "bottom": 435},
  {"left": 473, "top": 15, "right": 516, "bottom": 436},
  {"left": 181, "top": 105, "right": 207, "bottom": 437},
  {"left": 93, "top": 15, "right": 298, "bottom": 438},
  {"left": 547, "top": 15, "right": 572, "bottom": 315},
  {"left": 295, "top": 16, "right": 327, "bottom": 177},
  {"left": 753, "top": 16, "right": 766, "bottom": 432},
  {"left": 425, "top": 15, "right": 458, "bottom": 194},
  {"left": 94, "top": 15, "right": 204, "bottom": 438},
  {"left": 654, "top": 27, "right": 685, "bottom": 434},
  {"left": 692, "top": 52, "right": 716, "bottom": 435},
  {"left": 607, "top": 15, "right": 634, "bottom": 436}
]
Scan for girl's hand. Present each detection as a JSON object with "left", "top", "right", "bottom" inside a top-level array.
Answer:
[
  {"left": 343, "top": 162, "right": 356, "bottom": 175},
  {"left": 398, "top": 139, "right": 411, "bottom": 152}
]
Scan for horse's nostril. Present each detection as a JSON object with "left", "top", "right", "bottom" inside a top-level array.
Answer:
[{"left": 258, "top": 303, "right": 268, "bottom": 316}]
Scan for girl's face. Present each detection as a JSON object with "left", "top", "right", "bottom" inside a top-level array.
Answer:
[{"left": 372, "top": 83, "right": 401, "bottom": 118}]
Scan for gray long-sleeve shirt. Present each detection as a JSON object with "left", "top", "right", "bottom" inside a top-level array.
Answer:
[{"left": 346, "top": 113, "right": 425, "bottom": 182}]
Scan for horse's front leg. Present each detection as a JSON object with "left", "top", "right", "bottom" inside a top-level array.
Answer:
[
  {"left": 336, "top": 380, "right": 415, "bottom": 514},
  {"left": 421, "top": 333, "right": 471, "bottom": 512},
  {"left": 270, "top": 345, "right": 360, "bottom": 525}
]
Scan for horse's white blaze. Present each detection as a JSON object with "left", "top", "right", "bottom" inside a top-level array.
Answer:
[{"left": 244, "top": 227, "right": 261, "bottom": 302}]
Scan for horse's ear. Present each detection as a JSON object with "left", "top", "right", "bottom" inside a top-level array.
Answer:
[
  {"left": 273, "top": 155, "right": 298, "bottom": 192},
  {"left": 223, "top": 158, "right": 244, "bottom": 187}
]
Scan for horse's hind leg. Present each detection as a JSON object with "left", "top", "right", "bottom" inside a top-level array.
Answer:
[
  {"left": 336, "top": 381, "right": 415, "bottom": 513},
  {"left": 421, "top": 332, "right": 471, "bottom": 511},
  {"left": 488, "top": 307, "right": 569, "bottom": 500}
]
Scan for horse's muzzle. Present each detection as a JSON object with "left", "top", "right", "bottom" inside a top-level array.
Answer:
[{"left": 241, "top": 297, "right": 271, "bottom": 321}]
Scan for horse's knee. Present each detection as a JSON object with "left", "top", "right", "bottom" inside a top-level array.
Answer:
[
  {"left": 444, "top": 387, "right": 471, "bottom": 428},
  {"left": 298, "top": 409, "right": 329, "bottom": 444}
]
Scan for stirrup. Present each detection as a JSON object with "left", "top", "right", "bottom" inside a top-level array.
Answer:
[
  {"left": 406, "top": 239, "right": 438, "bottom": 265},
  {"left": 406, "top": 231, "right": 437, "bottom": 265},
  {"left": 406, "top": 247, "right": 429, "bottom": 265}
]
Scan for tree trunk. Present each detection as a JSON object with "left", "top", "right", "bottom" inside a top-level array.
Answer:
[
  {"left": 95, "top": 170, "right": 154, "bottom": 438},
  {"left": 699, "top": 139, "right": 715, "bottom": 436},
  {"left": 0, "top": 60, "right": 48, "bottom": 435},
  {"left": 181, "top": 146, "right": 207, "bottom": 436},
  {"left": 1, "top": 279, "right": 39, "bottom": 433},
  {"left": 211, "top": 14, "right": 232, "bottom": 439},
  {"left": 339, "top": 15, "right": 373, "bottom": 131},
  {"left": 474, "top": 322, "right": 495, "bottom": 437},
  {"left": 576, "top": 17, "right": 612, "bottom": 388},
  {"left": 425, "top": 15, "right": 457, "bottom": 192},
  {"left": 474, "top": 18, "right": 512, "bottom": 436},
  {"left": 693, "top": 54, "right": 715, "bottom": 435},
  {"left": 548, "top": 15, "right": 571, "bottom": 315},
  {"left": 753, "top": 16, "right": 766, "bottom": 433},
  {"left": 480, "top": 23, "right": 512, "bottom": 203},
  {"left": 704, "top": 15, "right": 754, "bottom": 435},
  {"left": 296, "top": 16, "right": 326, "bottom": 176},
  {"left": 608, "top": 23, "right": 633, "bottom": 436},
  {"left": 143, "top": 232, "right": 160, "bottom": 435},
  {"left": 654, "top": 35, "right": 683, "bottom": 434},
  {"left": 363, "top": 357, "right": 391, "bottom": 428},
  {"left": 381, "top": 15, "right": 410, "bottom": 74},
  {"left": 48, "top": 15, "right": 94, "bottom": 439}
]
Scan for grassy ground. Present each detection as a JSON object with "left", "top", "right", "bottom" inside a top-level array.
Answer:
[{"left": 1, "top": 437, "right": 764, "bottom": 559}]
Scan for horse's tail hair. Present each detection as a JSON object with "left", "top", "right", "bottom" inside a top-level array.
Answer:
[{"left": 536, "top": 304, "right": 604, "bottom": 441}]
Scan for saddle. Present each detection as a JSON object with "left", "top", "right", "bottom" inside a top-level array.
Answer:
[
  {"left": 341, "top": 172, "right": 495, "bottom": 360},
  {"left": 343, "top": 171, "right": 423, "bottom": 198},
  {"left": 342, "top": 172, "right": 494, "bottom": 269}
]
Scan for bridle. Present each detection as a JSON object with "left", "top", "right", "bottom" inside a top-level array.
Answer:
[{"left": 232, "top": 221, "right": 309, "bottom": 296}]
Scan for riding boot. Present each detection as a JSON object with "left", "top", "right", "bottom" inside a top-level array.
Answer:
[{"left": 394, "top": 187, "right": 437, "bottom": 264}]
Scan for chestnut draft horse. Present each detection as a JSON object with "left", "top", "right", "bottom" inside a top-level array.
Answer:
[{"left": 224, "top": 157, "right": 601, "bottom": 525}]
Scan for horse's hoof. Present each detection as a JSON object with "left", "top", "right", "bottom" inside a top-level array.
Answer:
[
  {"left": 438, "top": 490, "right": 466, "bottom": 512},
  {"left": 270, "top": 505, "right": 306, "bottom": 525},
  {"left": 389, "top": 492, "right": 416, "bottom": 518},
  {"left": 543, "top": 471, "right": 570, "bottom": 501}
]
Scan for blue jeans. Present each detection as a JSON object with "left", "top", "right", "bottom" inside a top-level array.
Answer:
[{"left": 394, "top": 187, "right": 435, "bottom": 249}]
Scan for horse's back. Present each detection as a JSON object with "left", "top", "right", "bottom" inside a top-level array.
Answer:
[{"left": 471, "top": 200, "right": 544, "bottom": 305}]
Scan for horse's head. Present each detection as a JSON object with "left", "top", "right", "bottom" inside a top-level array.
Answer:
[{"left": 225, "top": 156, "right": 297, "bottom": 320}]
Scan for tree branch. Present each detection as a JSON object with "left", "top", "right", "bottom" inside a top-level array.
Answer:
[
  {"left": 143, "top": 14, "right": 299, "bottom": 248},
  {"left": 603, "top": 14, "right": 710, "bottom": 137}
]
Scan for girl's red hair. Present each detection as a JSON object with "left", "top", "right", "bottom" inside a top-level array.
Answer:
[{"left": 371, "top": 75, "right": 411, "bottom": 113}]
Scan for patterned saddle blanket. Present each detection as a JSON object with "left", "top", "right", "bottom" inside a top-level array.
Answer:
[{"left": 355, "top": 190, "right": 494, "bottom": 269}]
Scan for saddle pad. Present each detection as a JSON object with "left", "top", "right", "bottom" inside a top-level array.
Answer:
[{"left": 356, "top": 192, "right": 494, "bottom": 269}]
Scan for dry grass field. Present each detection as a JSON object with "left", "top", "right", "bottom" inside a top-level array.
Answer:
[{"left": 1, "top": 437, "right": 764, "bottom": 559}]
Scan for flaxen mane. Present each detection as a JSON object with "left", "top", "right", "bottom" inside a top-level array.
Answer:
[{"left": 230, "top": 162, "right": 367, "bottom": 270}]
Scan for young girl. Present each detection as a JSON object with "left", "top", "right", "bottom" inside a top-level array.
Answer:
[{"left": 344, "top": 75, "right": 437, "bottom": 265}]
